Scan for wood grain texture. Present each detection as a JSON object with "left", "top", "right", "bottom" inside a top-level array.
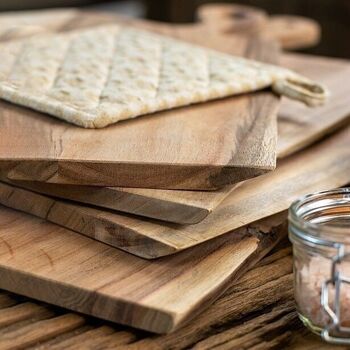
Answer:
[
  {"left": 0, "top": 10, "right": 279, "bottom": 190},
  {"left": 1, "top": 126, "right": 349, "bottom": 259},
  {"left": 0, "top": 206, "right": 287, "bottom": 334},
  {"left": 7, "top": 52, "right": 350, "bottom": 225},
  {"left": 3, "top": 181, "right": 236, "bottom": 225},
  {"left": 0, "top": 242, "right": 330, "bottom": 349}
]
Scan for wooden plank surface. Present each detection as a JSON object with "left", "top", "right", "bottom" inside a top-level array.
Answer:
[
  {"left": 0, "top": 10, "right": 279, "bottom": 190},
  {"left": 0, "top": 205, "right": 287, "bottom": 334},
  {"left": 6, "top": 52, "right": 350, "bottom": 225},
  {"left": 0, "top": 241, "right": 338, "bottom": 349},
  {"left": 1, "top": 125, "right": 349, "bottom": 259}
]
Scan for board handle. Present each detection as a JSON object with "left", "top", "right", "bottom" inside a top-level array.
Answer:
[
  {"left": 197, "top": 3, "right": 267, "bottom": 34},
  {"left": 197, "top": 3, "right": 320, "bottom": 50}
]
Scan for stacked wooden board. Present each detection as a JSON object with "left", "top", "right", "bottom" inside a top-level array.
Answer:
[
  {"left": 0, "top": 6, "right": 349, "bottom": 336},
  {"left": 1, "top": 123, "right": 349, "bottom": 259},
  {"left": 1, "top": 54, "right": 349, "bottom": 229},
  {"left": 0, "top": 11, "right": 281, "bottom": 222},
  {"left": 0, "top": 243, "right": 328, "bottom": 349}
]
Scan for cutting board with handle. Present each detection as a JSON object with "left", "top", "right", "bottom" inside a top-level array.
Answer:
[
  {"left": 1, "top": 125, "right": 349, "bottom": 259},
  {"left": 0, "top": 5, "right": 319, "bottom": 50},
  {"left": 8, "top": 52, "right": 350, "bottom": 225},
  {"left": 198, "top": 3, "right": 320, "bottom": 50},
  {"left": 0, "top": 127, "right": 349, "bottom": 334},
  {"left": 0, "top": 10, "right": 279, "bottom": 191}
]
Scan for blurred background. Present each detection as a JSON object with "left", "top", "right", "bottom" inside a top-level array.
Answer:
[{"left": 0, "top": 0, "right": 349, "bottom": 58}]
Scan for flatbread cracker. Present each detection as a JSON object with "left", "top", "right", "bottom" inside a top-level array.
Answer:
[{"left": 0, "top": 25, "right": 327, "bottom": 128}]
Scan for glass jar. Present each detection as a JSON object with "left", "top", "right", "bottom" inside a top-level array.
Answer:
[{"left": 289, "top": 188, "right": 350, "bottom": 344}]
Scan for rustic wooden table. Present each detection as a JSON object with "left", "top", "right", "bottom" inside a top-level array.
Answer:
[{"left": 0, "top": 235, "right": 342, "bottom": 349}]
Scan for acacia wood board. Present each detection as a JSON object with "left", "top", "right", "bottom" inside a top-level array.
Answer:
[
  {"left": 1, "top": 125, "right": 349, "bottom": 259},
  {"left": 0, "top": 206, "right": 287, "bottom": 334},
  {"left": 0, "top": 243, "right": 299, "bottom": 349},
  {"left": 0, "top": 11, "right": 279, "bottom": 191},
  {"left": 0, "top": 240, "right": 338, "bottom": 350},
  {"left": 0, "top": 245, "right": 333, "bottom": 349},
  {"left": 7, "top": 53, "right": 350, "bottom": 225},
  {"left": 0, "top": 242, "right": 337, "bottom": 349}
]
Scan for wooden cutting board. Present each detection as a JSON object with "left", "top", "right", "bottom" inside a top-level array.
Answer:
[
  {"left": 0, "top": 205, "right": 288, "bottom": 334},
  {"left": 1, "top": 126, "right": 349, "bottom": 259},
  {"left": 0, "top": 11, "right": 279, "bottom": 191},
  {"left": 8, "top": 53, "right": 350, "bottom": 225}
]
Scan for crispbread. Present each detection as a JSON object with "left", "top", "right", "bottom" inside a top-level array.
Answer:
[{"left": 0, "top": 25, "right": 327, "bottom": 128}]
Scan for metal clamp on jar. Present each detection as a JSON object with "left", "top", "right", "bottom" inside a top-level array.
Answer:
[{"left": 289, "top": 188, "right": 350, "bottom": 344}]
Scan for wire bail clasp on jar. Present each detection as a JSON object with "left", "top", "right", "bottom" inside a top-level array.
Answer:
[{"left": 321, "top": 243, "right": 350, "bottom": 344}]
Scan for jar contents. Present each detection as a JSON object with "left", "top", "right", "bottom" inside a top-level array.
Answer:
[{"left": 296, "top": 255, "right": 350, "bottom": 330}]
